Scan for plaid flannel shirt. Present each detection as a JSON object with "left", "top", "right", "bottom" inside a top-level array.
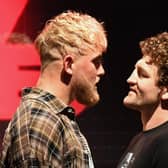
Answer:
[{"left": 0, "top": 87, "right": 94, "bottom": 168}]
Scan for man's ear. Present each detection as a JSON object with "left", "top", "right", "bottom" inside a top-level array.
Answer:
[
  {"left": 161, "top": 87, "right": 168, "bottom": 100},
  {"left": 63, "top": 55, "right": 74, "bottom": 75}
]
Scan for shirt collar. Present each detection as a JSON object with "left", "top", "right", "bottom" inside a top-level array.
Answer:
[{"left": 21, "top": 87, "right": 75, "bottom": 120}]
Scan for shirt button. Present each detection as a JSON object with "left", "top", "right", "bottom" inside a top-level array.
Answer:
[{"left": 67, "top": 108, "right": 73, "bottom": 113}]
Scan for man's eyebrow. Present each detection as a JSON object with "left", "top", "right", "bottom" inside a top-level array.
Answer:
[
  {"left": 136, "top": 61, "right": 149, "bottom": 74},
  {"left": 138, "top": 66, "right": 148, "bottom": 73},
  {"left": 92, "top": 55, "right": 103, "bottom": 61}
]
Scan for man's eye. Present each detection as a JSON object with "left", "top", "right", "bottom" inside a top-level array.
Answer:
[
  {"left": 138, "top": 71, "right": 148, "bottom": 78},
  {"left": 92, "top": 58, "right": 103, "bottom": 68}
]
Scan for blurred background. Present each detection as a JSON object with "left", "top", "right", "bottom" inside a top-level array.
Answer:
[{"left": 0, "top": 0, "right": 167, "bottom": 167}]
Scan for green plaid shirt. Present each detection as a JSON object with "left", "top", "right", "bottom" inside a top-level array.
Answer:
[{"left": 0, "top": 87, "right": 94, "bottom": 168}]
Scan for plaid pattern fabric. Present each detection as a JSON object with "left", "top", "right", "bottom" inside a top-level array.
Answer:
[{"left": 0, "top": 87, "right": 94, "bottom": 168}]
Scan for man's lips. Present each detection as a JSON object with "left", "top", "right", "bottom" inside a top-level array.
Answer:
[{"left": 128, "top": 87, "right": 137, "bottom": 94}]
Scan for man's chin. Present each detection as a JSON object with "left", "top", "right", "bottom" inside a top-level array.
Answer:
[
  {"left": 79, "top": 93, "right": 100, "bottom": 107},
  {"left": 88, "top": 97, "right": 99, "bottom": 107},
  {"left": 123, "top": 96, "right": 134, "bottom": 105},
  {"left": 124, "top": 97, "right": 134, "bottom": 107},
  {"left": 123, "top": 101, "right": 139, "bottom": 111}
]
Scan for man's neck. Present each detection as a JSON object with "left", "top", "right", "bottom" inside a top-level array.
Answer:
[
  {"left": 141, "top": 108, "right": 168, "bottom": 131},
  {"left": 36, "top": 76, "right": 72, "bottom": 105}
]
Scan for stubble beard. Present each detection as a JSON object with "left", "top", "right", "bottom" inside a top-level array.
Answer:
[{"left": 75, "top": 83, "right": 100, "bottom": 107}]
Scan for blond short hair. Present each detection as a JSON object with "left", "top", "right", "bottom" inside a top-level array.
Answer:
[{"left": 35, "top": 10, "right": 107, "bottom": 70}]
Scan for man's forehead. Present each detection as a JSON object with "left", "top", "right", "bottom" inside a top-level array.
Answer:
[{"left": 136, "top": 56, "right": 152, "bottom": 65}]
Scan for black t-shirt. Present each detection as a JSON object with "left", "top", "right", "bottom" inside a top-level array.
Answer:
[{"left": 117, "top": 121, "right": 168, "bottom": 168}]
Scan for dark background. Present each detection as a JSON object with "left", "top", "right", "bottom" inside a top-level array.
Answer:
[{"left": 1, "top": 1, "right": 168, "bottom": 167}]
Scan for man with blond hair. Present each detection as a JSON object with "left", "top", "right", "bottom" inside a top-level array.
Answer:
[{"left": 0, "top": 10, "right": 107, "bottom": 167}]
